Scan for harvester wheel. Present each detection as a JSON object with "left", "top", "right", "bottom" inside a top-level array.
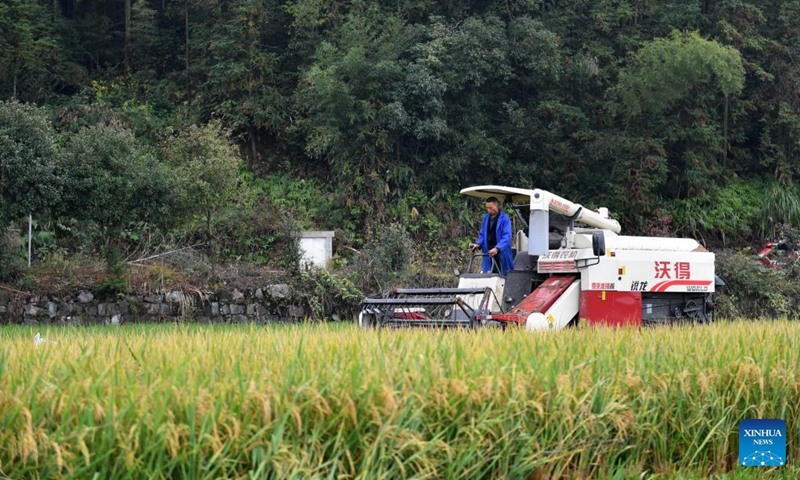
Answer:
[{"left": 683, "top": 300, "right": 700, "bottom": 319}]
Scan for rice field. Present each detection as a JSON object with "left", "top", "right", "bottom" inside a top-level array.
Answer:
[{"left": 1, "top": 321, "right": 798, "bottom": 479}]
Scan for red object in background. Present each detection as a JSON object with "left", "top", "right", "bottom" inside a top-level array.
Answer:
[{"left": 757, "top": 242, "right": 800, "bottom": 268}]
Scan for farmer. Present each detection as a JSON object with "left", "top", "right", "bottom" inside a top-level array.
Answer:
[{"left": 469, "top": 196, "right": 513, "bottom": 275}]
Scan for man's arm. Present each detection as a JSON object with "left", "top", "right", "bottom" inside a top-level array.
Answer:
[{"left": 475, "top": 214, "right": 487, "bottom": 249}]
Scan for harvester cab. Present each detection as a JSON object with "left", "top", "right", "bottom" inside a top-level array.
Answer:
[{"left": 359, "top": 185, "right": 721, "bottom": 330}]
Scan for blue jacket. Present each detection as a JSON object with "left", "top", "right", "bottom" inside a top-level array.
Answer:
[{"left": 476, "top": 211, "right": 514, "bottom": 276}]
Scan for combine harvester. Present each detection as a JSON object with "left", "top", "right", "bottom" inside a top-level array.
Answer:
[{"left": 360, "top": 185, "right": 724, "bottom": 330}]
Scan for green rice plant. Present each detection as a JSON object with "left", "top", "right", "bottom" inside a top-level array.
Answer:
[{"left": 0, "top": 321, "right": 798, "bottom": 479}]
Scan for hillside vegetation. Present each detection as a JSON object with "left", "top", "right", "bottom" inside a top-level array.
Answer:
[{"left": 3, "top": 1, "right": 800, "bottom": 311}]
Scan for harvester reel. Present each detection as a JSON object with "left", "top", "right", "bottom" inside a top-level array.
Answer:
[{"left": 358, "top": 287, "right": 495, "bottom": 329}]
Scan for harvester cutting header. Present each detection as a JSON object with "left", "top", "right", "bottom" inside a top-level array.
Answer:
[{"left": 360, "top": 185, "right": 723, "bottom": 330}]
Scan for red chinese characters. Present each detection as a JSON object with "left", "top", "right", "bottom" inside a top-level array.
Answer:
[
  {"left": 654, "top": 261, "right": 691, "bottom": 280},
  {"left": 674, "top": 262, "right": 691, "bottom": 279}
]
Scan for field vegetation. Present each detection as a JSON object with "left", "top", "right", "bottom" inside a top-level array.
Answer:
[{"left": 1, "top": 321, "right": 797, "bottom": 479}]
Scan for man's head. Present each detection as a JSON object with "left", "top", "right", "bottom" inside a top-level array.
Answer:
[{"left": 485, "top": 197, "right": 500, "bottom": 217}]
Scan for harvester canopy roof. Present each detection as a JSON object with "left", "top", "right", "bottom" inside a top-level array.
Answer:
[{"left": 460, "top": 185, "right": 535, "bottom": 204}]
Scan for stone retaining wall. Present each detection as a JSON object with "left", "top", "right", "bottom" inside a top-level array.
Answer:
[{"left": 0, "top": 284, "right": 307, "bottom": 325}]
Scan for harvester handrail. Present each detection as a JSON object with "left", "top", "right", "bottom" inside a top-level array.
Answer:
[{"left": 466, "top": 253, "right": 501, "bottom": 275}]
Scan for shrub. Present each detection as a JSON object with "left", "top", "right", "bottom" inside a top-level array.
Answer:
[
  {"left": 292, "top": 268, "right": 363, "bottom": 320},
  {"left": 248, "top": 174, "right": 338, "bottom": 230},
  {"left": 669, "top": 178, "right": 767, "bottom": 247},
  {"left": 0, "top": 101, "right": 60, "bottom": 231},
  {"left": 208, "top": 198, "right": 302, "bottom": 272},
  {"left": 714, "top": 249, "right": 800, "bottom": 319},
  {"left": 348, "top": 223, "right": 413, "bottom": 294},
  {"left": 96, "top": 249, "right": 130, "bottom": 299},
  {"left": 59, "top": 124, "right": 175, "bottom": 254},
  {"left": 0, "top": 226, "right": 25, "bottom": 282}
]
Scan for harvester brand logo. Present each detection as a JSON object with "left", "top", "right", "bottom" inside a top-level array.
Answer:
[
  {"left": 739, "top": 419, "right": 785, "bottom": 467},
  {"left": 654, "top": 261, "right": 691, "bottom": 279}
]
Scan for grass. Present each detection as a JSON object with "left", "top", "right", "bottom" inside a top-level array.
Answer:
[{"left": 0, "top": 321, "right": 798, "bottom": 479}]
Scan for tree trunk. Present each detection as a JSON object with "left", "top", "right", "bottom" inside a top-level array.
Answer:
[
  {"left": 185, "top": 0, "right": 191, "bottom": 101},
  {"left": 207, "top": 212, "right": 215, "bottom": 278},
  {"left": 722, "top": 92, "right": 729, "bottom": 170},
  {"left": 249, "top": 126, "right": 257, "bottom": 169},
  {"left": 124, "top": 0, "right": 131, "bottom": 76}
]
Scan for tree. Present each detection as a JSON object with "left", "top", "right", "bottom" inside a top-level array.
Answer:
[
  {"left": 293, "top": 7, "right": 412, "bottom": 221},
  {"left": 190, "top": 0, "right": 289, "bottom": 165},
  {"left": 729, "top": 1, "right": 800, "bottom": 183},
  {"left": 124, "top": 0, "right": 131, "bottom": 75},
  {"left": 0, "top": 0, "right": 56, "bottom": 101},
  {"left": 617, "top": 31, "right": 744, "bottom": 117},
  {"left": 129, "top": 1, "right": 161, "bottom": 74},
  {"left": 161, "top": 121, "right": 245, "bottom": 262},
  {"left": 423, "top": 14, "right": 569, "bottom": 190},
  {"left": 60, "top": 124, "right": 174, "bottom": 258},
  {"left": 615, "top": 31, "right": 745, "bottom": 201},
  {"left": 0, "top": 101, "right": 60, "bottom": 230}
]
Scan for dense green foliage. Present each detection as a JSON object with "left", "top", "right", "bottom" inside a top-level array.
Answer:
[
  {"left": 2, "top": 1, "right": 800, "bottom": 294},
  {"left": 0, "top": 101, "right": 59, "bottom": 230},
  {"left": 60, "top": 124, "right": 173, "bottom": 244},
  {"left": 161, "top": 121, "right": 245, "bottom": 265}
]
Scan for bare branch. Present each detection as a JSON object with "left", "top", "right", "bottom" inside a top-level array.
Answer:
[{"left": 127, "top": 244, "right": 207, "bottom": 265}]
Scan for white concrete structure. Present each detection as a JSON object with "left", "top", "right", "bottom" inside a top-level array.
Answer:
[{"left": 299, "top": 231, "right": 335, "bottom": 269}]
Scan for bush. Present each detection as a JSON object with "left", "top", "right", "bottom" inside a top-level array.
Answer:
[
  {"left": 0, "top": 101, "right": 60, "bottom": 230},
  {"left": 292, "top": 268, "right": 363, "bottom": 320},
  {"left": 96, "top": 249, "right": 130, "bottom": 299},
  {"left": 95, "top": 275, "right": 129, "bottom": 299},
  {"left": 248, "top": 174, "right": 339, "bottom": 231},
  {"left": 387, "top": 188, "right": 476, "bottom": 244},
  {"left": 60, "top": 124, "right": 175, "bottom": 251},
  {"left": 669, "top": 178, "right": 767, "bottom": 247},
  {"left": 0, "top": 226, "right": 25, "bottom": 282},
  {"left": 348, "top": 223, "right": 413, "bottom": 294},
  {"left": 714, "top": 249, "right": 800, "bottom": 319},
  {"left": 208, "top": 198, "right": 302, "bottom": 272}
]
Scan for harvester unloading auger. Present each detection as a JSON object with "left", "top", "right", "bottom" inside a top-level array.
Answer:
[{"left": 359, "top": 186, "right": 725, "bottom": 330}]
